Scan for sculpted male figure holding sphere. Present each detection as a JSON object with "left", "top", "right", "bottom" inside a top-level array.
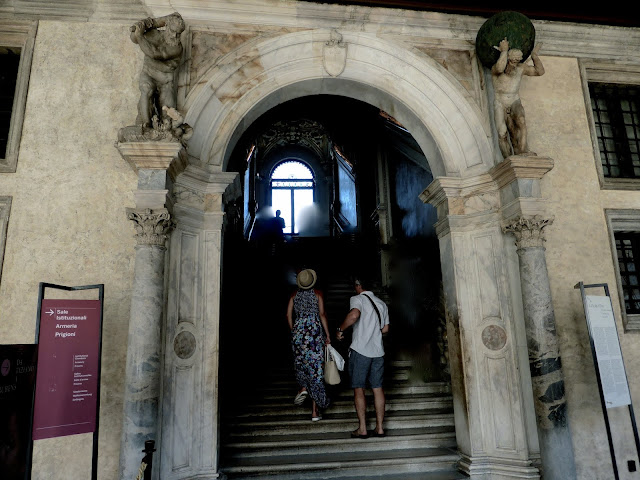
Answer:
[
  {"left": 130, "top": 13, "right": 185, "bottom": 128},
  {"left": 491, "top": 38, "right": 544, "bottom": 158}
]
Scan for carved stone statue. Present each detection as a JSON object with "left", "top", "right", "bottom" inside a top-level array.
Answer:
[
  {"left": 130, "top": 12, "right": 185, "bottom": 128},
  {"left": 119, "top": 12, "right": 193, "bottom": 146},
  {"left": 491, "top": 38, "right": 544, "bottom": 158}
]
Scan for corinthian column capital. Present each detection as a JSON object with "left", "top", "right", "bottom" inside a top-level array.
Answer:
[
  {"left": 127, "top": 208, "right": 175, "bottom": 247},
  {"left": 502, "top": 215, "right": 554, "bottom": 249}
]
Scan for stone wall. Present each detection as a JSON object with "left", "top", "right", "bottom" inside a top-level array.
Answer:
[
  {"left": 0, "top": 21, "right": 139, "bottom": 480},
  {"left": 1, "top": 7, "right": 640, "bottom": 480},
  {"left": 523, "top": 55, "right": 640, "bottom": 479}
]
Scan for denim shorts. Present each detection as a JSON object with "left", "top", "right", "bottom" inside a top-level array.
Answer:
[{"left": 348, "top": 349, "right": 384, "bottom": 389}]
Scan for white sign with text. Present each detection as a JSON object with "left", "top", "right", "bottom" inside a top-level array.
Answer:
[{"left": 585, "top": 295, "right": 632, "bottom": 409}]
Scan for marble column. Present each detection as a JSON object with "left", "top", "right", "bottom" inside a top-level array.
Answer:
[
  {"left": 119, "top": 209, "right": 173, "bottom": 480},
  {"left": 116, "top": 141, "right": 187, "bottom": 480},
  {"left": 503, "top": 216, "right": 577, "bottom": 480}
]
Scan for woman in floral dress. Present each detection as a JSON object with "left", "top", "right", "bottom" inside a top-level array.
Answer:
[{"left": 286, "top": 268, "right": 331, "bottom": 421}]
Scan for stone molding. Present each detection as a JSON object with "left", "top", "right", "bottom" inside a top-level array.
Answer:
[
  {"left": 172, "top": 166, "right": 239, "bottom": 231},
  {"left": 141, "top": 0, "right": 640, "bottom": 64},
  {"left": 0, "top": 20, "right": 37, "bottom": 173},
  {"left": 0, "top": 196, "right": 11, "bottom": 283},
  {"left": 421, "top": 156, "right": 555, "bottom": 238},
  {"left": 604, "top": 209, "right": 640, "bottom": 331},
  {"left": 502, "top": 216, "right": 554, "bottom": 249},
  {"left": 458, "top": 452, "right": 539, "bottom": 478},
  {"left": 489, "top": 156, "right": 554, "bottom": 190},
  {"left": 184, "top": 29, "right": 494, "bottom": 177},
  {"left": 127, "top": 208, "right": 176, "bottom": 246},
  {"left": 116, "top": 141, "right": 188, "bottom": 182}
]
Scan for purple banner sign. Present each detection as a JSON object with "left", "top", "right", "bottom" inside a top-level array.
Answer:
[{"left": 32, "top": 299, "right": 101, "bottom": 440}]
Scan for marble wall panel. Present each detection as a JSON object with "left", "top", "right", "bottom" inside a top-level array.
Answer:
[{"left": 444, "top": 225, "right": 532, "bottom": 467}]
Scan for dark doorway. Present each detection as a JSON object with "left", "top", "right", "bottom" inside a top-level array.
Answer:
[{"left": 218, "top": 94, "right": 448, "bottom": 430}]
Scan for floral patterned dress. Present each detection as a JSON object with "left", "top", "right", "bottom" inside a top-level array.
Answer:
[{"left": 291, "top": 289, "right": 329, "bottom": 409}]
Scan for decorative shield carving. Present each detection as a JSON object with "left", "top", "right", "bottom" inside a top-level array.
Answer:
[{"left": 323, "top": 30, "right": 347, "bottom": 77}]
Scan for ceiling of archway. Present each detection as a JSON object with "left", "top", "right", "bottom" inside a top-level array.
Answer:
[
  {"left": 228, "top": 95, "right": 430, "bottom": 176},
  {"left": 258, "top": 119, "right": 328, "bottom": 160}
]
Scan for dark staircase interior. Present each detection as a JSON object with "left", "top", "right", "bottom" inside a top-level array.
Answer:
[{"left": 218, "top": 236, "right": 465, "bottom": 479}]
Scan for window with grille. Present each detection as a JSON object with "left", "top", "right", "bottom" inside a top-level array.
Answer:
[
  {"left": 589, "top": 83, "right": 640, "bottom": 179},
  {"left": 615, "top": 232, "right": 640, "bottom": 314}
]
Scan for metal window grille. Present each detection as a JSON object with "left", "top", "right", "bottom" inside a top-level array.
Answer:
[
  {"left": 590, "top": 83, "right": 640, "bottom": 178},
  {"left": 615, "top": 232, "right": 640, "bottom": 314},
  {"left": 0, "top": 48, "right": 20, "bottom": 158}
]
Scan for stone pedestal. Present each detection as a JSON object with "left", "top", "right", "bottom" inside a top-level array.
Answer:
[{"left": 116, "top": 141, "right": 187, "bottom": 480}]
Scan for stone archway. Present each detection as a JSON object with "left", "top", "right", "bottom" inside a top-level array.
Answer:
[{"left": 155, "top": 29, "right": 550, "bottom": 480}]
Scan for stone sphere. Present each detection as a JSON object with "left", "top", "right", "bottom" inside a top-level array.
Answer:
[{"left": 475, "top": 11, "right": 536, "bottom": 69}]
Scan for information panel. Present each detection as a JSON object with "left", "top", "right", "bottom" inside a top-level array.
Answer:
[
  {"left": 32, "top": 299, "right": 101, "bottom": 440},
  {"left": 0, "top": 344, "right": 37, "bottom": 480},
  {"left": 585, "top": 295, "right": 632, "bottom": 409}
]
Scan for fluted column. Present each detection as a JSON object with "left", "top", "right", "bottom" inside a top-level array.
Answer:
[{"left": 503, "top": 215, "right": 577, "bottom": 480}]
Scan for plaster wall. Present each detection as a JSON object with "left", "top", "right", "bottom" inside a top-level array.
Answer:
[
  {"left": 0, "top": 21, "right": 139, "bottom": 480},
  {"left": 522, "top": 55, "right": 640, "bottom": 479}
]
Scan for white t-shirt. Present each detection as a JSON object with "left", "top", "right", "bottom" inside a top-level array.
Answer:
[{"left": 349, "top": 291, "right": 389, "bottom": 358}]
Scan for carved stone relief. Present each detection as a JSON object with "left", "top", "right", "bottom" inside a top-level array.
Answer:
[
  {"left": 323, "top": 29, "right": 347, "bottom": 77},
  {"left": 127, "top": 209, "right": 176, "bottom": 246},
  {"left": 502, "top": 215, "right": 553, "bottom": 249}
]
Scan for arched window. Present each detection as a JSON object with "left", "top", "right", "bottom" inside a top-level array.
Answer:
[{"left": 271, "top": 161, "right": 314, "bottom": 234}]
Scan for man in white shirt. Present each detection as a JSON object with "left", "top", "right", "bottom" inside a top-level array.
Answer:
[{"left": 336, "top": 277, "right": 390, "bottom": 438}]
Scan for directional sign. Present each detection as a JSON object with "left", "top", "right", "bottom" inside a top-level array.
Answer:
[{"left": 32, "top": 299, "right": 101, "bottom": 440}]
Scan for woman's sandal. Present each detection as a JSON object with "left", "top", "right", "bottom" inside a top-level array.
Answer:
[
  {"left": 311, "top": 415, "right": 322, "bottom": 422},
  {"left": 293, "top": 390, "right": 308, "bottom": 405}
]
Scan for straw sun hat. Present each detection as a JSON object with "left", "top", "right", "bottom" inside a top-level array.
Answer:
[{"left": 296, "top": 269, "right": 317, "bottom": 290}]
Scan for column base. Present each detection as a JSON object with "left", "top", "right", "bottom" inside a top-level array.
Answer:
[
  {"left": 179, "top": 474, "right": 225, "bottom": 479},
  {"left": 459, "top": 453, "right": 540, "bottom": 479}
]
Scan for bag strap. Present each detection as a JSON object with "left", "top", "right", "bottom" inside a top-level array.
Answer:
[{"left": 362, "top": 293, "right": 384, "bottom": 330}]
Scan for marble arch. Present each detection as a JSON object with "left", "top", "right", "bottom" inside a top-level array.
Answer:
[
  {"left": 183, "top": 29, "right": 495, "bottom": 178},
  {"left": 153, "top": 27, "right": 550, "bottom": 480}
]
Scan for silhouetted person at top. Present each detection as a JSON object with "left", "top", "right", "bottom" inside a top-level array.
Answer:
[
  {"left": 275, "top": 210, "right": 286, "bottom": 233},
  {"left": 268, "top": 210, "right": 286, "bottom": 243}
]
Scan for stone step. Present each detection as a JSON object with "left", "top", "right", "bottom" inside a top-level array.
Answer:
[
  {"left": 251, "top": 382, "right": 451, "bottom": 398},
  {"left": 223, "top": 469, "right": 466, "bottom": 480},
  {"left": 230, "top": 396, "right": 453, "bottom": 417},
  {"left": 223, "top": 427, "right": 457, "bottom": 457},
  {"left": 225, "top": 411, "right": 455, "bottom": 437},
  {"left": 220, "top": 446, "right": 460, "bottom": 477}
]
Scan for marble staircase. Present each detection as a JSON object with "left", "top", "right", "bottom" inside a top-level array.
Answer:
[{"left": 218, "top": 364, "right": 466, "bottom": 479}]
